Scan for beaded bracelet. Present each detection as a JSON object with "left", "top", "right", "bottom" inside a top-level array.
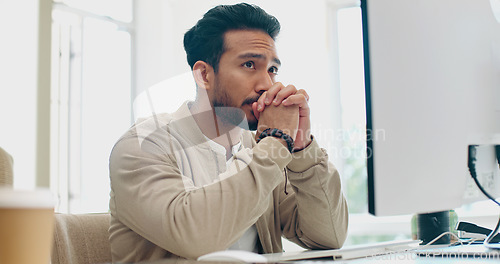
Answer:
[{"left": 257, "top": 128, "right": 294, "bottom": 153}]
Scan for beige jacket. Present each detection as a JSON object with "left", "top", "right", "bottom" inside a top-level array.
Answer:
[{"left": 109, "top": 102, "right": 348, "bottom": 263}]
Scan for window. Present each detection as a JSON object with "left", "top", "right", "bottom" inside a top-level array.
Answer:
[
  {"left": 333, "top": 3, "right": 405, "bottom": 246},
  {"left": 50, "top": 1, "right": 133, "bottom": 213}
]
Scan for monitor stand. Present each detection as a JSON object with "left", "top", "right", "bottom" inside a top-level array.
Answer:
[{"left": 417, "top": 211, "right": 451, "bottom": 245}]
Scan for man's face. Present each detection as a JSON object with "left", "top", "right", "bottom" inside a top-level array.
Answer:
[{"left": 210, "top": 29, "right": 280, "bottom": 130}]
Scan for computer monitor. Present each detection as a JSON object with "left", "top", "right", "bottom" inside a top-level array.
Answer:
[{"left": 361, "top": 0, "right": 500, "bottom": 217}]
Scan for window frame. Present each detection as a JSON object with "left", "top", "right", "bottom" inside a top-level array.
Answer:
[{"left": 49, "top": 1, "right": 135, "bottom": 213}]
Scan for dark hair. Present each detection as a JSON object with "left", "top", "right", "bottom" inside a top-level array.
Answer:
[{"left": 183, "top": 3, "right": 281, "bottom": 72}]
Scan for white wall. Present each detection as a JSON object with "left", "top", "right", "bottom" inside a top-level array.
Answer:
[
  {"left": 0, "top": 0, "right": 40, "bottom": 189},
  {"left": 134, "top": 0, "right": 334, "bottom": 94}
]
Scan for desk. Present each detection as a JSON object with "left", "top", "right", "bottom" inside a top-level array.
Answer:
[{"left": 133, "top": 252, "right": 500, "bottom": 264}]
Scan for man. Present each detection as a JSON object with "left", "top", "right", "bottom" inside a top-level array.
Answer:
[{"left": 109, "top": 3, "right": 348, "bottom": 263}]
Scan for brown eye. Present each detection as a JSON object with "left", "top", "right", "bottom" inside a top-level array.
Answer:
[
  {"left": 243, "top": 61, "right": 255, "bottom": 69},
  {"left": 269, "top": 66, "right": 279, "bottom": 75}
]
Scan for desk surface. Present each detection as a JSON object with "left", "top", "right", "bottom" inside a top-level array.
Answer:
[
  {"left": 126, "top": 244, "right": 500, "bottom": 264},
  {"left": 133, "top": 252, "right": 499, "bottom": 264}
]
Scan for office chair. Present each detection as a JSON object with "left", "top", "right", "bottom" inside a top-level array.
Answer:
[
  {"left": 0, "top": 147, "right": 13, "bottom": 187},
  {"left": 51, "top": 213, "right": 112, "bottom": 264}
]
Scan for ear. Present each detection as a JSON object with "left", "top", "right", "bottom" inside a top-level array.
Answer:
[{"left": 192, "top": 61, "right": 214, "bottom": 91}]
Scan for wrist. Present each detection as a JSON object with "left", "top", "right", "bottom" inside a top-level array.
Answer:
[
  {"left": 257, "top": 128, "right": 295, "bottom": 153},
  {"left": 293, "top": 136, "right": 313, "bottom": 152}
]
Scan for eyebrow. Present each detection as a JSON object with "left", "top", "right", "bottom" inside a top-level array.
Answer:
[{"left": 238, "top": 53, "right": 281, "bottom": 66}]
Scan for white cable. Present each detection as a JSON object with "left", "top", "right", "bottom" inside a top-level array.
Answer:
[
  {"left": 467, "top": 238, "right": 482, "bottom": 245},
  {"left": 484, "top": 214, "right": 500, "bottom": 249},
  {"left": 419, "top": 231, "right": 462, "bottom": 249}
]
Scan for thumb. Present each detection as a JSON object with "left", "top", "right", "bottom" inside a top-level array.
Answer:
[{"left": 252, "top": 102, "right": 260, "bottom": 120}]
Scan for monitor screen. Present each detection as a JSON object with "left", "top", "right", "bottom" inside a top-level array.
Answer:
[{"left": 361, "top": 0, "right": 500, "bottom": 216}]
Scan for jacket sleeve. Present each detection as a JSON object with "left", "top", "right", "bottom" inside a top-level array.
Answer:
[
  {"left": 109, "top": 131, "right": 292, "bottom": 260},
  {"left": 279, "top": 137, "right": 349, "bottom": 249}
]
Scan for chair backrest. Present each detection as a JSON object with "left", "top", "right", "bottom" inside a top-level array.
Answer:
[
  {"left": 51, "top": 213, "right": 112, "bottom": 264},
  {"left": 0, "top": 147, "right": 13, "bottom": 186}
]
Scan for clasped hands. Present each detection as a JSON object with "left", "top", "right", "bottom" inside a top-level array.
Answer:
[{"left": 251, "top": 82, "right": 312, "bottom": 151}]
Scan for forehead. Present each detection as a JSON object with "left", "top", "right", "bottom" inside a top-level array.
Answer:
[{"left": 222, "top": 30, "right": 278, "bottom": 59}]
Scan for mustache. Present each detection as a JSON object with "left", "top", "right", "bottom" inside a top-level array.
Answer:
[{"left": 241, "top": 95, "right": 261, "bottom": 106}]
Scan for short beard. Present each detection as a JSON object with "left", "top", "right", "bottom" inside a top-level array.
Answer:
[
  {"left": 212, "top": 80, "right": 259, "bottom": 131},
  {"left": 212, "top": 101, "right": 258, "bottom": 131}
]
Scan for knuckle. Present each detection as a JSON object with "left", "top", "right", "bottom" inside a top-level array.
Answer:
[
  {"left": 298, "top": 90, "right": 309, "bottom": 101},
  {"left": 272, "top": 82, "right": 284, "bottom": 91}
]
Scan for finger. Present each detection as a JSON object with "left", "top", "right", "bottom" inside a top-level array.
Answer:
[
  {"left": 283, "top": 95, "right": 310, "bottom": 118},
  {"left": 264, "top": 82, "right": 285, "bottom": 106},
  {"left": 252, "top": 102, "right": 260, "bottom": 119},
  {"left": 297, "top": 89, "right": 310, "bottom": 102},
  {"left": 282, "top": 93, "right": 309, "bottom": 108},
  {"left": 273, "top": 85, "right": 298, "bottom": 106},
  {"left": 257, "top": 91, "right": 268, "bottom": 112}
]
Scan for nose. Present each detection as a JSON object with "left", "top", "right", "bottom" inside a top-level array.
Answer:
[{"left": 254, "top": 71, "right": 274, "bottom": 94}]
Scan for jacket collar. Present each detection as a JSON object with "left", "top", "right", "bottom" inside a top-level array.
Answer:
[
  {"left": 170, "top": 101, "right": 254, "bottom": 150},
  {"left": 167, "top": 101, "right": 210, "bottom": 150}
]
